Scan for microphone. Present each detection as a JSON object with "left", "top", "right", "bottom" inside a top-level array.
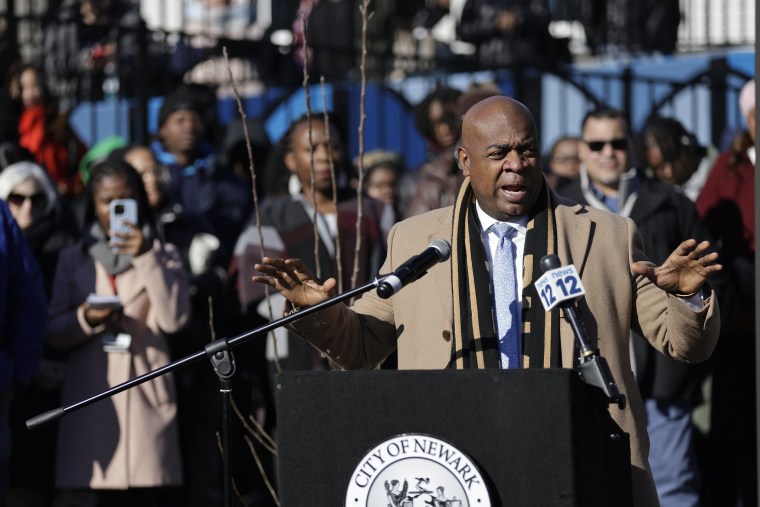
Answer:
[
  {"left": 539, "top": 254, "right": 625, "bottom": 408},
  {"left": 376, "top": 239, "right": 452, "bottom": 299},
  {"left": 539, "top": 254, "right": 593, "bottom": 355}
]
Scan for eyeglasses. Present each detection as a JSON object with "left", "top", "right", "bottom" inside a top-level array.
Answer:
[
  {"left": 585, "top": 138, "right": 628, "bottom": 152},
  {"left": 7, "top": 192, "right": 47, "bottom": 209}
]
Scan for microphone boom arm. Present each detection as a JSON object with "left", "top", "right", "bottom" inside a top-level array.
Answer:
[{"left": 27, "top": 278, "right": 383, "bottom": 430}]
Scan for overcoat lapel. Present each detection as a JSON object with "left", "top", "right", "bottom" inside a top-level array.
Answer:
[
  {"left": 429, "top": 211, "right": 454, "bottom": 320},
  {"left": 554, "top": 201, "right": 594, "bottom": 367}
]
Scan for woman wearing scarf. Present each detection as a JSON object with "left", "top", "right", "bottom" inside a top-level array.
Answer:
[{"left": 46, "top": 159, "right": 190, "bottom": 506}]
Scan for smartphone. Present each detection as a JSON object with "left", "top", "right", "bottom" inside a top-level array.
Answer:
[
  {"left": 109, "top": 199, "right": 138, "bottom": 237},
  {"left": 86, "top": 293, "right": 123, "bottom": 310}
]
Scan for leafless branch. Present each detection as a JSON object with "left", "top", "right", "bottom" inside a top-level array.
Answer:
[
  {"left": 222, "top": 47, "right": 282, "bottom": 373},
  {"left": 300, "top": 15, "right": 322, "bottom": 280},
  {"left": 244, "top": 435, "right": 281, "bottom": 505},
  {"left": 207, "top": 296, "right": 216, "bottom": 342},
  {"left": 222, "top": 46, "right": 281, "bottom": 504},
  {"left": 351, "top": 0, "right": 371, "bottom": 289},
  {"left": 231, "top": 396, "right": 278, "bottom": 455},
  {"left": 320, "top": 77, "right": 342, "bottom": 294}
]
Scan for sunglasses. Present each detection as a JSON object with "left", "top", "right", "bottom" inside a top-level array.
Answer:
[
  {"left": 7, "top": 192, "right": 47, "bottom": 209},
  {"left": 585, "top": 138, "right": 628, "bottom": 152}
]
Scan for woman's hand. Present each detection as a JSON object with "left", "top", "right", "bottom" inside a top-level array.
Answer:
[
  {"left": 109, "top": 220, "right": 150, "bottom": 257},
  {"left": 82, "top": 302, "right": 122, "bottom": 328}
]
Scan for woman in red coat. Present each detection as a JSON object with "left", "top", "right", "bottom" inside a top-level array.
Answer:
[{"left": 10, "top": 64, "right": 86, "bottom": 197}]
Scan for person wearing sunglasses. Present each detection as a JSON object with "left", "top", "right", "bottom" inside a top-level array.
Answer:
[
  {"left": 0, "top": 161, "right": 75, "bottom": 295},
  {"left": 0, "top": 163, "right": 53, "bottom": 230},
  {"left": 559, "top": 107, "right": 714, "bottom": 507}
]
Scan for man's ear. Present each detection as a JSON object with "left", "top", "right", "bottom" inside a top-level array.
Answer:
[{"left": 457, "top": 146, "right": 470, "bottom": 176}]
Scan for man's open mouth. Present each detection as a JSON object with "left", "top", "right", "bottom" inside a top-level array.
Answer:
[{"left": 502, "top": 183, "right": 527, "bottom": 194}]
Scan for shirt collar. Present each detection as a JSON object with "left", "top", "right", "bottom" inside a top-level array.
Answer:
[
  {"left": 582, "top": 165, "right": 641, "bottom": 214},
  {"left": 475, "top": 201, "right": 529, "bottom": 236}
]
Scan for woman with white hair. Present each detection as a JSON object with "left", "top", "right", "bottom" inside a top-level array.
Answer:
[
  {"left": 0, "top": 161, "right": 78, "bottom": 294},
  {"left": 0, "top": 161, "right": 57, "bottom": 231},
  {"left": 0, "top": 160, "right": 74, "bottom": 507}
]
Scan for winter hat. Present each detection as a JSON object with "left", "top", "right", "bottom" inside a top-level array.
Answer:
[{"left": 158, "top": 90, "right": 203, "bottom": 127}]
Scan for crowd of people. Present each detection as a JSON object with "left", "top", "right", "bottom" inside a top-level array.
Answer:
[
  {"left": 0, "top": 11, "right": 756, "bottom": 506},
  {"left": 4, "top": 0, "right": 685, "bottom": 108}
]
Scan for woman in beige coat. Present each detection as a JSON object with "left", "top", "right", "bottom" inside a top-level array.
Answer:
[{"left": 46, "top": 159, "right": 191, "bottom": 506}]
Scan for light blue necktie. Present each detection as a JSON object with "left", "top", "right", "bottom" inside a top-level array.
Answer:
[{"left": 491, "top": 223, "right": 520, "bottom": 368}]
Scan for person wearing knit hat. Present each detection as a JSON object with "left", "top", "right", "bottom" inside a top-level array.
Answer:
[
  {"left": 695, "top": 77, "right": 757, "bottom": 505},
  {"left": 157, "top": 91, "right": 204, "bottom": 129},
  {"left": 150, "top": 87, "right": 216, "bottom": 215},
  {"left": 150, "top": 85, "right": 251, "bottom": 253}
]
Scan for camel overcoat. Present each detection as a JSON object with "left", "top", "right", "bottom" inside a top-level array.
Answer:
[
  {"left": 46, "top": 239, "right": 190, "bottom": 489},
  {"left": 291, "top": 196, "right": 720, "bottom": 507}
]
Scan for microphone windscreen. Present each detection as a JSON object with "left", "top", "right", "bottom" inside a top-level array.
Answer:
[
  {"left": 430, "top": 239, "right": 452, "bottom": 261},
  {"left": 539, "top": 254, "right": 561, "bottom": 273}
]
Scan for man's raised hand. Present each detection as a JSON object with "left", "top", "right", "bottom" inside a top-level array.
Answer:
[
  {"left": 631, "top": 239, "right": 722, "bottom": 296},
  {"left": 252, "top": 257, "right": 336, "bottom": 308}
]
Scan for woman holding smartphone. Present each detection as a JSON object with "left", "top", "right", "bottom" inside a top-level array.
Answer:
[{"left": 46, "top": 159, "right": 191, "bottom": 506}]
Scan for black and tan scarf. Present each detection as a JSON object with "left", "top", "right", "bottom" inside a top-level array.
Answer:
[{"left": 451, "top": 177, "right": 561, "bottom": 369}]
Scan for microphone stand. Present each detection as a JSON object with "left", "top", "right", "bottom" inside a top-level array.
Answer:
[
  {"left": 27, "top": 277, "right": 384, "bottom": 507},
  {"left": 538, "top": 254, "right": 625, "bottom": 409},
  {"left": 562, "top": 300, "right": 626, "bottom": 409}
]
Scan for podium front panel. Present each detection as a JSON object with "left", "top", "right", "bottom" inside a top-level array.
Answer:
[{"left": 275, "top": 368, "right": 631, "bottom": 506}]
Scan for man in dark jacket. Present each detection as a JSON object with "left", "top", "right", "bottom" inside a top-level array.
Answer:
[
  {"left": 457, "top": 0, "right": 563, "bottom": 69},
  {"left": 559, "top": 107, "right": 713, "bottom": 507},
  {"left": 151, "top": 86, "right": 252, "bottom": 250}
]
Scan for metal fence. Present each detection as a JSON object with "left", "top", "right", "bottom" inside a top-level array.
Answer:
[
  {"left": 0, "top": 0, "right": 754, "bottom": 159},
  {"left": 1, "top": 0, "right": 755, "bottom": 83}
]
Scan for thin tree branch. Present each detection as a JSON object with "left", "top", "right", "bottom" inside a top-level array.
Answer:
[
  {"left": 221, "top": 47, "right": 283, "bottom": 373},
  {"left": 321, "top": 77, "right": 342, "bottom": 294},
  {"left": 300, "top": 14, "right": 322, "bottom": 281},
  {"left": 244, "top": 435, "right": 281, "bottom": 506},
  {"left": 351, "top": 0, "right": 371, "bottom": 289},
  {"left": 230, "top": 396, "right": 278, "bottom": 455}
]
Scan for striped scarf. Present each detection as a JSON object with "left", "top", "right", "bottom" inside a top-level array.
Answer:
[{"left": 451, "top": 177, "right": 561, "bottom": 369}]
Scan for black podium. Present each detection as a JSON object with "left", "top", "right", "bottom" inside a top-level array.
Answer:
[{"left": 275, "top": 368, "right": 632, "bottom": 506}]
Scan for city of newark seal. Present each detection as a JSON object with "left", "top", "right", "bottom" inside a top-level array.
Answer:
[{"left": 345, "top": 433, "right": 491, "bottom": 506}]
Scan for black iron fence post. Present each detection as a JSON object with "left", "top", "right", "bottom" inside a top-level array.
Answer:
[
  {"left": 135, "top": 21, "right": 149, "bottom": 145},
  {"left": 708, "top": 56, "right": 728, "bottom": 149},
  {"left": 621, "top": 66, "right": 633, "bottom": 126},
  {"left": 6, "top": 0, "right": 19, "bottom": 65}
]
